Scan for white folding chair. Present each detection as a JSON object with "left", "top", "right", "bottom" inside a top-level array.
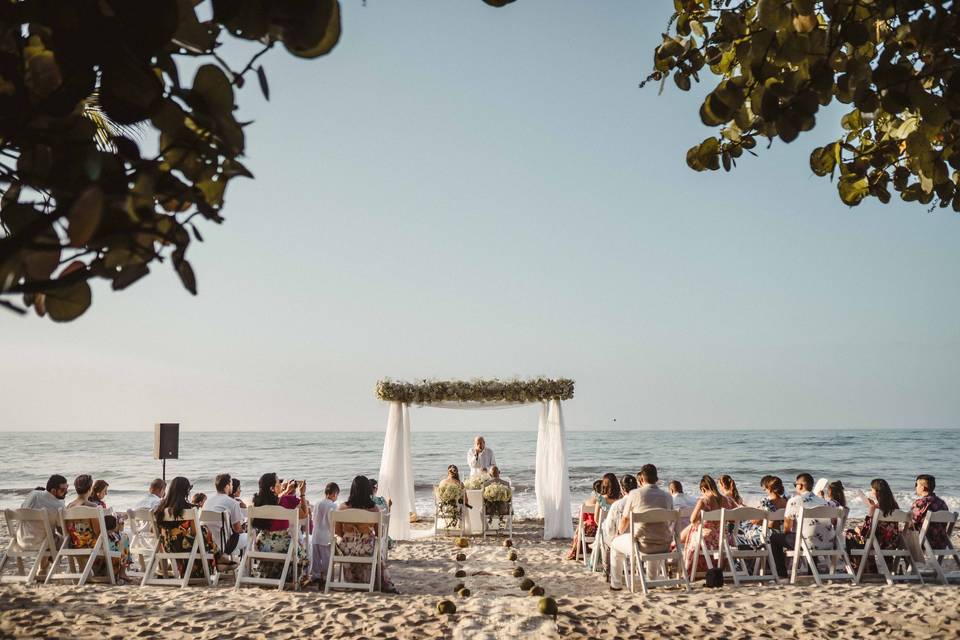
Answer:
[
  {"left": 688, "top": 508, "right": 723, "bottom": 580},
  {"left": 758, "top": 509, "right": 785, "bottom": 577},
  {"left": 235, "top": 505, "right": 300, "bottom": 591},
  {"left": 623, "top": 509, "right": 690, "bottom": 595},
  {"left": 0, "top": 508, "right": 59, "bottom": 584},
  {"left": 380, "top": 511, "right": 391, "bottom": 561},
  {"left": 126, "top": 508, "right": 158, "bottom": 579},
  {"left": 482, "top": 500, "right": 513, "bottom": 539},
  {"left": 46, "top": 506, "right": 119, "bottom": 586},
  {"left": 719, "top": 507, "right": 779, "bottom": 586},
  {"left": 433, "top": 486, "right": 466, "bottom": 537},
  {"left": 790, "top": 505, "right": 855, "bottom": 585},
  {"left": 918, "top": 510, "right": 960, "bottom": 584},
  {"left": 141, "top": 508, "right": 214, "bottom": 588},
  {"left": 325, "top": 509, "right": 381, "bottom": 592},
  {"left": 849, "top": 509, "right": 923, "bottom": 585},
  {"left": 573, "top": 503, "right": 596, "bottom": 565},
  {"left": 197, "top": 510, "right": 230, "bottom": 586}
]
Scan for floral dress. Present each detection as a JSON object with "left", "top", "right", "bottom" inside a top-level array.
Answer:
[
  {"left": 737, "top": 497, "right": 781, "bottom": 549},
  {"left": 911, "top": 495, "right": 950, "bottom": 549},
  {"left": 66, "top": 520, "right": 131, "bottom": 578},
  {"left": 253, "top": 496, "right": 309, "bottom": 581},
  {"left": 334, "top": 507, "right": 394, "bottom": 591},
  {"left": 845, "top": 512, "right": 901, "bottom": 571},
  {"left": 683, "top": 495, "right": 739, "bottom": 576},
  {"left": 159, "top": 520, "right": 220, "bottom": 578}
]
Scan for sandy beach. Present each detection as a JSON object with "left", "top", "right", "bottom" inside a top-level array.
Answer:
[{"left": 2, "top": 519, "right": 959, "bottom": 639}]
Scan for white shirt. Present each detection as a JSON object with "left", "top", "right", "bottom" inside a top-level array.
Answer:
[
  {"left": 785, "top": 490, "right": 836, "bottom": 549},
  {"left": 671, "top": 493, "right": 698, "bottom": 510},
  {"left": 133, "top": 493, "right": 162, "bottom": 511},
  {"left": 18, "top": 489, "right": 63, "bottom": 546},
  {"left": 466, "top": 447, "right": 496, "bottom": 477},
  {"left": 603, "top": 493, "right": 632, "bottom": 540},
  {"left": 204, "top": 492, "right": 244, "bottom": 544},
  {"left": 311, "top": 498, "right": 337, "bottom": 546}
]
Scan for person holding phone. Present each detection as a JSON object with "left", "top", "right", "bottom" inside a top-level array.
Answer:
[{"left": 251, "top": 473, "right": 310, "bottom": 585}]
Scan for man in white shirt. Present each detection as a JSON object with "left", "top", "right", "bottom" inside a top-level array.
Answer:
[
  {"left": 133, "top": 478, "right": 166, "bottom": 511},
  {"left": 310, "top": 482, "right": 340, "bottom": 583},
  {"left": 609, "top": 465, "right": 673, "bottom": 590},
  {"left": 204, "top": 473, "right": 246, "bottom": 556},
  {"left": 18, "top": 475, "right": 68, "bottom": 547},
  {"left": 466, "top": 436, "right": 496, "bottom": 478},
  {"left": 668, "top": 480, "right": 698, "bottom": 510},
  {"left": 769, "top": 472, "right": 835, "bottom": 578}
]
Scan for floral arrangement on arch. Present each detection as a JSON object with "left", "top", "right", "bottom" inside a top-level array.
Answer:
[
  {"left": 375, "top": 377, "right": 574, "bottom": 404},
  {"left": 482, "top": 483, "right": 512, "bottom": 528},
  {"left": 435, "top": 483, "right": 464, "bottom": 529}
]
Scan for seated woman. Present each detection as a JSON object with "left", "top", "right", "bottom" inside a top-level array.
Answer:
[
  {"left": 826, "top": 481, "right": 847, "bottom": 508},
  {"left": 336, "top": 475, "right": 398, "bottom": 593},
  {"left": 738, "top": 475, "right": 787, "bottom": 548},
  {"left": 844, "top": 478, "right": 901, "bottom": 571},
  {"left": 566, "top": 479, "right": 602, "bottom": 560},
  {"left": 231, "top": 478, "right": 247, "bottom": 508},
  {"left": 436, "top": 465, "right": 469, "bottom": 527},
  {"left": 594, "top": 473, "right": 622, "bottom": 523},
  {"left": 64, "top": 474, "right": 99, "bottom": 550},
  {"left": 679, "top": 475, "right": 738, "bottom": 577},
  {"left": 370, "top": 480, "right": 391, "bottom": 512},
  {"left": 191, "top": 493, "right": 207, "bottom": 509},
  {"left": 718, "top": 474, "right": 744, "bottom": 506},
  {"left": 155, "top": 476, "right": 220, "bottom": 578},
  {"left": 67, "top": 474, "right": 97, "bottom": 509},
  {"left": 89, "top": 480, "right": 110, "bottom": 510},
  {"left": 251, "top": 473, "right": 310, "bottom": 584}
]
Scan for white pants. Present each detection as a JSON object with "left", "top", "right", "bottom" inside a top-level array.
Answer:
[
  {"left": 609, "top": 533, "right": 667, "bottom": 588},
  {"left": 310, "top": 543, "right": 331, "bottom": 579}
]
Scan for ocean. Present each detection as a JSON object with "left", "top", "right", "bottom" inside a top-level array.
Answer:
[{"left": 1, "top": 429, "right": 957, "bottom": 519}]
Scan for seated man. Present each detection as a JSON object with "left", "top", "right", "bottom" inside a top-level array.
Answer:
[
  {"left": 668, "top": 480, "right": 697, "bottom": 510},
  {"left": 18, "top": 474, "right": 68, "bottom": 548},
  {"left": 483, "top": 466, "right": 509, "bottom": 487},
  {"left": 133, "top": 478, "right": 166, "bottom": 511},
  {"left": 769, "top": 472, "right": 835, "bottom": 578},
  {"left": 609, "top": 464, "right": 673, "bottom": 590},
  {"left": 204, "top": 473, "right": 247, "bottom": 557}
]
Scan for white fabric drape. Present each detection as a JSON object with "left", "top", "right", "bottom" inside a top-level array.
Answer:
[
  {"left": 540, "top": 399, "right": 573, "bottom": 540},
  {"left": 535, "top": 401, "right": 547, "bottom": 518},
  {"left": 378, "top": 401, "right": 414, "bottom": 540}
]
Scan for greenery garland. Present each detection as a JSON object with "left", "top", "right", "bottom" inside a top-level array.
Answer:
[{"left": 376, "top": 378, "right": 574, "bottom": 404}]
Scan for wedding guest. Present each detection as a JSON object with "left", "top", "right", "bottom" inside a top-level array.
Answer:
[
  {"left": 738, "top": 475, "right": 787, "bottom": 548},
  {"left": 133, "top": 478, "right": 166, "bottom": 511},
  {"left": 719, "top": 474, "right": 744, "bottom": 506},
  {"left": 191, "top": 492, "right": 207, "bottom": 509},
  {"left": 251, "top": 474, "right": 309, "bottom": 584},
  {"left": 155, "top": 476, "right": 220, "bottom": 578},
  {"left": 67, "top": 474, "right": 97, "bottom": 508},
  {"left": 680, "top": 475, "right": 738, "bottom": 577},
  {"left": 18, "top": 475, "right": 68, "bottom": 548},
  {"left": 103, "top": 514, "right": 132, "bottom": 584},
  {"left": 594, "top": 473, "right": 622, "bottom": 522},
  {"left": 609, "top": 464, "right": 673, "bottom": 590},
  {"left": 310, "top": 482, "right": 340, "bottom": 585},
  {"left": 439, "top": 465, "right": 470, "bottom": 509},
  {"left": 484, "top": 466, "right": 510, "bottom": 487},
  {"left": 668, "top": 481, "right": 698, "bottom": 510},
  {"left": 911, "top": 474, "right": 950, "bottom": 548},
  {"left": 89, "top": 480, "right": 110, "bottom": 509},
  {"left": 845, "top": 478, "right": 901, "bottom": 571},
  {"left": 826, "top": 481, "right": 847, "bottom": 508},
  {"left": 370, "top": 479, "right": 391, "bottom": 512},
  {"left": 204, "top": 473, "right": 246, "bottom": 557},
  {"left": 566, "top": 479, "right": 602, "bottom": 560},
  {"left": 336, "top": 476, "right": 398, "bottom": 593},
  {"left": 595, "top": 475, "right": 639, "bottom": 573},
  {"left": 466, "top": 436, "right": 496, "bottom": 478},
  {"left": 768, "top": 473, "right": 835, "bottom": 579},
  {"left": 231, "top": 478, "right": 247, "bottom": 508}
]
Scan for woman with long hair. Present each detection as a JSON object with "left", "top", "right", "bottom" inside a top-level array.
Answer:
[
  {"left": 336, "top": 475, "right": 397, "bottom": 593},
  {"left": 679, "top": 475, "right": 738, "bottom": 576},
  {"left": 155, "top": 476, "right": 220, "bottom": 578},
  {"left": 566, "top": 479, "right": 603, "bottom": 561},
  {"left": 826, "top": 481, "right": 847, "bottom": 508},
  {"left": 251, "top": 472, "right": 310, "bottom": 584},
  {"left": 738, "top": 475, "right": 788, "bottom": 548},
  {"left": 844, "top": 478, "right": 901, "bottom": 572},
  {"left": 718, "top": 475, "right": 743, "bottom": 506},
  {"left": 594, "top": 472, "right": 622, "bottom": 522}
]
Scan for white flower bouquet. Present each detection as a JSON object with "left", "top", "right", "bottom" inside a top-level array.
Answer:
[
  {"left": 483, "top": 483, "right": 512, "bottom": 525},
  {"left": 436, "top": 483, "right": 464, "bottom": 528},
  {"left": 483, "top": 484, "right": 512, "bottom": 503},
  {"left": 464, "top": 475, "right": 487, "bottom": 490}
]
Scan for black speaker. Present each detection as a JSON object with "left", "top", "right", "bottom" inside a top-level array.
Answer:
[{"left": 154, "top": 423, "right": 179, "bottom": 460}]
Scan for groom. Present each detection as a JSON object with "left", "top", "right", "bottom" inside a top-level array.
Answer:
[{"left": 466, "top": 436, "right": 496, "bottom": 478}]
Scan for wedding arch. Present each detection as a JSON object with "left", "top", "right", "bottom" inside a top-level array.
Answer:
[{"left": 376, "top": 377, "right": 574, "bottom": 542}]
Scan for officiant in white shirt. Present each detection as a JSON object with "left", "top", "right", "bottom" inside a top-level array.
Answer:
[{"left": 466, "top": 436, "right": 496, "bottom": 478}]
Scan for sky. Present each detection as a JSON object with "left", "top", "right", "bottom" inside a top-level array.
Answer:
[{"left": 1, "top": 1, "right": 958, "bottom": 432}]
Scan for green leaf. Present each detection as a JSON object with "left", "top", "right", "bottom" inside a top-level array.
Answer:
[
  {"left": 174, "top": 257, "right": 197, "bottom": 295},
  {"left": 67, "top": 186, "right": 103, "bottom": 247},
  {"left": 46, "top": 281, "right": 92, "bottom": 322},
  {"left": 280, "top": 0, "right": 341, "bottom": 59},
  {"left": 193, "top": 64, "right": 234, "bottom": 117},
  {"left": 809, "top": 144, "right": 837, "bottom": 176},
  {"left": 838, "top": 175, "right": 869, "bottom": 206},
  {"left": 257, "top": 65, "right": 270, "bottom": 101}
]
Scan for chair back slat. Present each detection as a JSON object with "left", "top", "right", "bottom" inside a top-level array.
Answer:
[
  {"left": 630, "top": 508, "right": 679, "bottom": 525},
  {"left": 331, "top": 509, "right": 380, "bottom": 525}
]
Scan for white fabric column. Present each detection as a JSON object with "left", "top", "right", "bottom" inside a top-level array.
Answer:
[
  {"left": 534, "top": 401, "right": 548, "bottom": 518},
  {"left": 378, "top": 401, "right": 412, "bottom": 540},
  {"left": 401, "top": 403, "right": 416, "bottom": 517},
  {"left": 540, "top": 399, "right": 573, "bottom": 540}
]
